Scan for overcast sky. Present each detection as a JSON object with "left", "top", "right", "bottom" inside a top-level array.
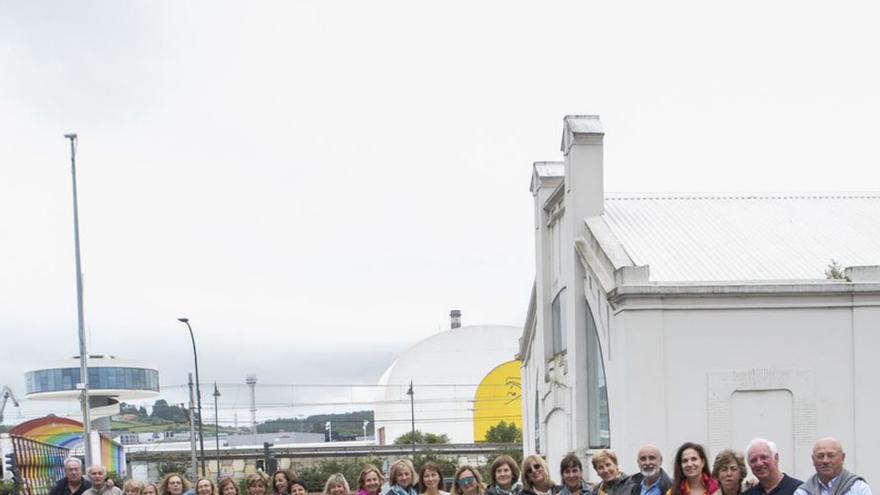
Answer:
[{"left": 2, "top": 0, "right": 879, "bottom": 425}]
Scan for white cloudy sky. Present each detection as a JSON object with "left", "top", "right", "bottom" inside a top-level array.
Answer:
[{"left": 2, "top": 0, "right": 879, "bottom": 425}]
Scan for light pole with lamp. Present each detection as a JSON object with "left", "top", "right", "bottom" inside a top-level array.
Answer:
[
  {"left": 213, "top": 382, "right": 221, "bottom": 480},
  {"left": 64, "top": 132, "right": 93, "bottom": 466},
  {"left": 406, "top": 381, "right": 415, "bottom": 454},
  {"left": 178, "top": 317, "right": 206, "bottom": 476}
]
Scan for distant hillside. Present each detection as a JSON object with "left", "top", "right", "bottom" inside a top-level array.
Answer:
[{"left": 258, "top": 410, "right": 374, "bottom": 438}]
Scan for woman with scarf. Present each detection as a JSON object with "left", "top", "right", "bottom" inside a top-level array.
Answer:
[
  {"left": 559, "top": 454, "right": 592, "bottom": 495},
  {"left": 357, "top": 465, "right": 385, "bottom": 495},
  {"left": 668, "top": 443, "right": 720, "bottom": 495},
  {"left": 418, "top": 462, "right": 449, "bottom": 495},
  {"left": 520, "top": 455, "right": 561, "bottom": 495},
  {"left": 485, "top": 455, "right": 521, "bottom": 495},
  {"left": 591, "top": 450, "right": 629, "bottom": 495},
  {"left": 385, "top": 459, "right": 418, "bottom": 495}
]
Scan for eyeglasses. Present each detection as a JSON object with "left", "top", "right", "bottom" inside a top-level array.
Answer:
[
  {"left": 456, "top": 477, "right": 476, "bottom": 486},
  {"left": 530, "top": 464, "right": 543, "bottom": 472}
]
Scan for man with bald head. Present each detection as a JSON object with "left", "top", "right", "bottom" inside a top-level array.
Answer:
[
  {"left": 794, "top": 438, "right": 871, "bottom": 495},
  {"left": 744, "top": 438, "right": 802, "bottom": 495},
  {"left": 626, "top": 444, "right": 672, "bottom": 495},
  {"left": 83, "top": 465, "right": 121, "bottom": 495}
]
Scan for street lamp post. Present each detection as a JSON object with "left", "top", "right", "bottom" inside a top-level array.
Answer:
[
  {"left": 64, "top": 132, "right": 93, "bottom": 466},
  {"left": 406, "top": 381, "right": 415, "bottom": 454},
  {"left": 178, "top": 317, "right": 206, "bottom": 476},
  {"left": 213, "top": 382, "right": 221, "bottom": 481}
]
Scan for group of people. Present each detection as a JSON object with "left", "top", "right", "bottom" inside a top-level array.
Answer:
[
  {"left": 583, "top": 437, "right": 870, "bottom": 495},
  {"left": 49, "top": 436, "right": 870, "bottom": 495}
]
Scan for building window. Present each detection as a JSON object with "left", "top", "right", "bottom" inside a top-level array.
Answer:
[
  {"left": 551, "top": 288, "right": 567, "bottom": 354},
  {"left": 25, "top": 367, "right": 160, "bottom": 394},
  {"left": 585, "top": 299, "right": 610, "bottom": 448}
]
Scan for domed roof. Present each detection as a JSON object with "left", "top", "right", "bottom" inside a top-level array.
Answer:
[{"left": 374, "top": 324, "right": 521, "bottom": 444}]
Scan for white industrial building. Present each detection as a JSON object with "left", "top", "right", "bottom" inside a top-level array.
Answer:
[
  {"left": 519, "top": 115, "right": 880, "bottom": 483},
  {"left": 374, "top": 313, "right": 522, "bottom": 444}
]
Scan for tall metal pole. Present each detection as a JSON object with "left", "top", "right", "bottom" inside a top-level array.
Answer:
[
  {"left": 406, "top": 381, "right": 415, "bottom": 454},
  {"left": 179, "top": 318, "right": 206, "bottom": 476},
  {"left": 188, "top": 373, "right": 197, "bottom": 477},
  {"left": 65, "top": 133, "right": 92, "bottom": 466},
  {"left": 213, "top": 382, "right": 221, "bottom": 481}
]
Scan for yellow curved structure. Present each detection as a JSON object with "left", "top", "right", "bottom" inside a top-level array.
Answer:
[{"left": 473, "top": 360, "right": 522, "bottom": 441}]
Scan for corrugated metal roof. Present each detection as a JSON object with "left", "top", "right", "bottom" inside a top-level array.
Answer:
[{"left": 601, "top": 193, "right": 880, "bottom": 283}]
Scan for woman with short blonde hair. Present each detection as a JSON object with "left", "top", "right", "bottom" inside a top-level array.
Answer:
[
  {"left": 591, "top": 450, "right": 628, "bottom": 495},
  {"left": 246, "top": 473, "right": 270, "bottom": 495},
  {"left": 123, "top": 480, "right": 144, "bottom": 495},
  {"left": 357, "top": 465, "right": 385, "bottom": 495}
]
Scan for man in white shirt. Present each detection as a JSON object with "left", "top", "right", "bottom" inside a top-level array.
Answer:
[{"left": 82, "top": 465, "right": 122, "bottom": 495}]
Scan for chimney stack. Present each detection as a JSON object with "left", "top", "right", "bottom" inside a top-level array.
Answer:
[
  {"left": 561, "top": 115, "right": 604, "bottom": 218},
  {"left": 450, "top": 310, "right": 462, "bottom": 329}
]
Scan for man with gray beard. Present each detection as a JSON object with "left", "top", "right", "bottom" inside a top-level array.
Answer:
[{"left": 625, "top": 445, "right": 672, "bottom": 495}]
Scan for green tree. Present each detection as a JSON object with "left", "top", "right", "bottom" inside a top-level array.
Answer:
[
  {"left": 394, "top": 430, "right": 449, "bottom": 445},
  {"left": 483, "top": 421, "right": 522, "bottom": 443},
  {"left": 825, "top": 259, "right": 847, "bottom": 280},
  {"left": 151, "top": 400, "right": 188, "bottom": 423},
  {"left": 157, "top": 461, "right": 191, "bottom": 479}
]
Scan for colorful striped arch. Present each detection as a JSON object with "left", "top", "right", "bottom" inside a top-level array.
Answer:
[
  {"left": 10, "top": 416, "right": 85, "bottom": 449},
  {"left": 10, "top": 416, "right": 126, "bottom": 475}
]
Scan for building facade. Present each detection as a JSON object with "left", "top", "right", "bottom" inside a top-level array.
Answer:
[{"left": 519, "top": 115, "right": 880, "bottom": 482}]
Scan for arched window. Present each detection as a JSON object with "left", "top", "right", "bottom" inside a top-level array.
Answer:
[
  {"left": 551, "top": 288, "right": 568, "bottom": 354},
  {"left": 585, "top": 299, "right": 610, "bottom": 448}
]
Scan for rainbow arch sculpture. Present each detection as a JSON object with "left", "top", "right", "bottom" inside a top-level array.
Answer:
[{"left": 10, "top": 416, "right": 126, "bottom": 476}]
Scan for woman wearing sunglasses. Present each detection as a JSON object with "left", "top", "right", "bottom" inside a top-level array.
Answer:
[
  {"left": 451, "top": 466, "right": 484, "bottom": 495},
  {"left": 520, "top": 456, "right": 561, "bottom": 495}
]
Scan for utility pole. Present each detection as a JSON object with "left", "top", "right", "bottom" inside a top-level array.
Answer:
[{"left": 64, "top": 132, "right": 92, "bottom": 466}]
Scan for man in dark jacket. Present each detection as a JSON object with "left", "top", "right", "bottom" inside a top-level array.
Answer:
[
  {"left": 49, "top": 457, "right": 91, "bottom": 495},
  {"left": 626, "top": 445, "right": 672, "bottom": 495}
]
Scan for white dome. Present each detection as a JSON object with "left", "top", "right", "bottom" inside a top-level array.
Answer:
[{"left": 374, "top": 324, "right": 520, "bottom": 444}]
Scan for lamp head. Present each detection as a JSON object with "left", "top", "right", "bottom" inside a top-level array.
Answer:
[
  {"left": 177, "top": 317, "right": 189, "bottom": 323},
  {"left": 64, "top": 133, "right": 77, "bottom": 140}
]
